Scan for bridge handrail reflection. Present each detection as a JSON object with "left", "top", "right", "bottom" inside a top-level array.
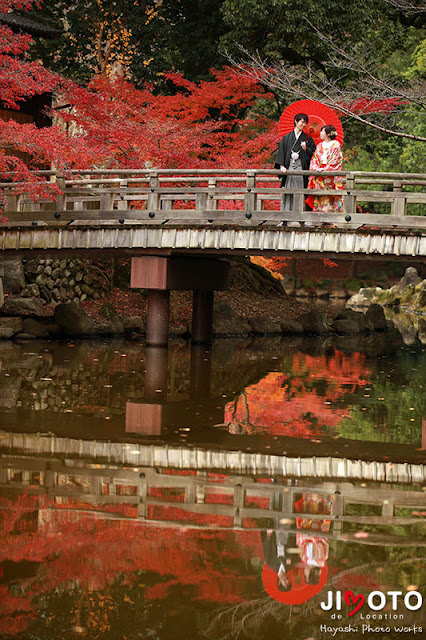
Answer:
[{"left": 1, "top": 455, "right": 425, "bottom": 546}]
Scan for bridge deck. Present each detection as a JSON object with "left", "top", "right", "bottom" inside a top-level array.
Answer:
[
  {"left": 1, "top": 223, "right": 424, "bottom": 260},
  {"left": 1, "top": 169, "right": 425, "bottom": 259}
]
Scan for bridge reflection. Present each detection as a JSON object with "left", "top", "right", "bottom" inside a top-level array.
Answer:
[
  {"left": 0, "top": 338, "right": 425, "bottom": 638},
  {"left": 1, "top": 459, "right": 425, "bottom": 546},
  {"left": 126, "top": 345, "right": 213, "bottom": 435}
]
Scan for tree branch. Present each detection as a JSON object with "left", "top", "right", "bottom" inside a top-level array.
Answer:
[
  {"left": 381, "top": 0, "right": 426, "bottom": 13},
  {"left": 227, "top": 38, "right": 426, "bottom": 142}
]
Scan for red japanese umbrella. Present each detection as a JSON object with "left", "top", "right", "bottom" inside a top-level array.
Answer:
[
  {"left": 278, "top": 100, "right": 344, "bottom": 146},
  {"left": 262, "top": 563, "right": 328, "bottom": 605}
]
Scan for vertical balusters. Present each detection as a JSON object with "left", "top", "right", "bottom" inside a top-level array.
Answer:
[
  {"left": 4, "top": 187, "right": 19, "bottom": 214},
  {"left": 333, "top": 490, "right": 344, "bottom": 535},
  {"left": 233, "top": 482, "right": 245, "bottom": 528},
  {"left": 117, "top": 179, "right": 128, "bottom": 211},
  {"left": 392, "top": 180, "right": 407, "bottom": 216},
  {"left": 100, "top": 190, "right": 113, "bottom": 211},
  {"left": 55, "top": 173, "right": 66, "bottom": 212},
  {"left": 207, "top": 177, "right": 218, "bottom": 219},
  {"left": 196, "top": 180, "right": 207, "bottom": 214},
  {"left": 147, "top": 172, "right": 160, "bottom": 214},
  {"left": 344, "top": 172, "right": 356, "bottom": 214},
  {"left": 245, "top": 170, "right": 257, "bottom": 215}
]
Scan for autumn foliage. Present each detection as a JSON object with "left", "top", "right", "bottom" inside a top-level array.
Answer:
[
  {"left": 0, "top": 1, "right": 56, "bottom": 109},
  {"left": 0, "top": 492, "right": 262, "bottom": 635},
  {"left": 224, "top": 349, "right": 371, "bottom": 437},
  {"left": 0, "top": 0, "right": 278, "bottom": 176}
]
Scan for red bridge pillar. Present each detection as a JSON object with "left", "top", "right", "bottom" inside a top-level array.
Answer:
[{"left": 131, "top": 256, "right": 229, "bottom": 345}]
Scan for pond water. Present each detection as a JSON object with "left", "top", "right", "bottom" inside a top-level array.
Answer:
[{"left": 0, "top": 332, "right": 425, "bottom": 639}]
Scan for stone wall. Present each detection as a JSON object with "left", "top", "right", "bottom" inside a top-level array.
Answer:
[{"left": 1, "top": 258, "right": 110, "bottom": 304}]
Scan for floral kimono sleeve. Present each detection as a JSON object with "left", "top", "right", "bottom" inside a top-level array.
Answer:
[
  {"left": 327, "top": 142, "right": 344, "bottom": 189},
  {"left": 327, "top": 142, "right": 343, "bottom": 171}
]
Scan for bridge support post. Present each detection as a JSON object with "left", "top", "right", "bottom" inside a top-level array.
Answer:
[
  {"left": 344, "top": 172, "right": 356, "bottom": 214},
  {"left": 146, "top": 290, "right": 170, "bottom": 346},
  {"left": 192, "top": 290, "right": 214, "bottom": 344},
  {"left": 131, "top": 256, "right": 229, "bottom": 344}
]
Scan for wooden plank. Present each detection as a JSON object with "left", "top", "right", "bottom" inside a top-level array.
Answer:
[
  {"left": 356, "top": 179, "right": 426, "bottom": 186},
  {"left": 392, "top": 180, "right": 407, "bottom": 216},
  {"left": 37, "top": 507, "right": 424, "bottom": 542},
  {"left": 1, "top": 472, "right": 424, "bottom": 519},
  {"left": 2, "top": 456, "right": 425, "bottom": 509},
  {"left": 3, "top": 208, "right": 426, "bottom": 230},
  {"left": 0, "top": 433, "right": 425, "bottom": 485},
  {"left": 4, "top": 194, "right": 19, "bottom": 212},
  {"left": 64, "top": 178, "right": 129, "bottom": 185},
  {"left": 207, "top": 177, "right": 218, "bottom": 216},
  {"left": 116, "top": 180, "right": 128, "bottom": 210},
  {"left": 3, "top": 168, "right": 426, "bottom": 179},
  {"left": 70, "top": 186, "right": 426, "bottom": 201},
  {"left": 21, "top": 184, "right": 424, "bottom": 196}
]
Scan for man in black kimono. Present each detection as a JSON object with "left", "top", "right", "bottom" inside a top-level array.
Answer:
[
  {"left": 275, "top": 112, "right": 316, "bottom": 213},
  {"left": 261, "top": 528, "right": 293, "bottom": 591}
]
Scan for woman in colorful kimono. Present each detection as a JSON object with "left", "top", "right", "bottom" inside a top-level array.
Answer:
[{"left": 307, "top": 124, "right": 344, "bottom": 214}]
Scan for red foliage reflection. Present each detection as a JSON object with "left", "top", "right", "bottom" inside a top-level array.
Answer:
[
  {"left": 0, "top": 493, "right": 262, "bottom": 635},
  {"left": 224, "top": 349, "right": 370, "bottom": 437}
]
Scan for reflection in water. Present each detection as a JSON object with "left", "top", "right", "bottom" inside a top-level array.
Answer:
[
  {"left": 0, "top": 335, "right": 424, "bottom": 448},
  {"left": 261, "top": 493, "right": 332, "bottom": 605},
  {"left": 0, "top": 335, "right": 425, "bottom": 638},
  {"left": 224, "top": 350, "right": 370, "bottom": 438},
  {"left": 0, "top": 470, "right": 424, "bottom": 638},
  {"left": 385, "top": 308, "right": 426, "bottom": 346}
]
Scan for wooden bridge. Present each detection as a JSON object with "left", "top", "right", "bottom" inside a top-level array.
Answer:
[
  {"left": 1, "top": 429, "right": 425, "bottom": 485},
  {"left": 1, "top": 447, "right": 425, "bottom": 545},
  {"left": 1, "top": 168, "right": 425, "bottom": 344},
  {"left": 1, "top": 168, "right": 425, "bottom": 256}
]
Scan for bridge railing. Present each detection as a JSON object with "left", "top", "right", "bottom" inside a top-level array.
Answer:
[{"left": 1, "top": 169, "right": 426, "bottom": 230}]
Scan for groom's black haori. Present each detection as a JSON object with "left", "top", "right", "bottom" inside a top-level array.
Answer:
[{"left": 275, "top": 112, "right": 316, "bottom": 188}]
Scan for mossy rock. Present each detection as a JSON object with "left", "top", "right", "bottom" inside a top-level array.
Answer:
[
  {"left": 374, "top": 289, "right": 399, "bottom": 306},
  {"left": 400, "top": 284, "right": 416, "bottom": 305},
  {"left": 410, "top": 282, "right": 426, "bottom": 311},
  {"left": 99, "top": 300, "right": 119, "bottom": 321}
]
